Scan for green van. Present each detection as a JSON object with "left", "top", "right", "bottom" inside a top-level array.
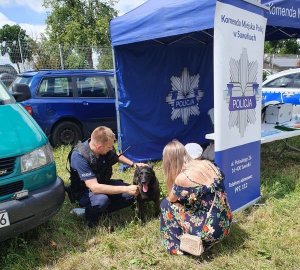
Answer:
[{"left": 0, "top": 81, "right": 65, "bottom": 242}]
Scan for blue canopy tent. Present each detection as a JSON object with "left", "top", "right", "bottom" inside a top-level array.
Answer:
[
  {"left": 263, "top": 0, "right": 300, "bottom": 40},
  {"left": 110, "top": 0, "right": 300, "bottom": 161}
]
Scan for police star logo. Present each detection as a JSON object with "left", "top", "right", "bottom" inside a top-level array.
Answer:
[
  {"left": 225, "top": 48, "right": 260, "bottom": 137},
  {"left": 166, "top": 68, "right": 203, "bottom": 125}
]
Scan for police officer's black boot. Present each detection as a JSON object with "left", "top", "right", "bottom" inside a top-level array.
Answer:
[{"left": 85, "top": 206, "right": 102, "bottom": 228}]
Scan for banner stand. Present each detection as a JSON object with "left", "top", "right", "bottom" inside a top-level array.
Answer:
[{"left": 214, "top": 0, "right": 267, "bottom": 211}]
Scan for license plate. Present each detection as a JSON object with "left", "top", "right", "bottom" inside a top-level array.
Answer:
[{"left": 0, "top": 211, "right": 10, "bottom": 228}]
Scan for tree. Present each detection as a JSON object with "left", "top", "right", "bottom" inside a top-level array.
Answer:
[
  {"left": 31, "top": 35, "right": 61, "bottom": 69},
  {"left": 66, "top": 50, "right": 89, "bottom": 69},
  {"left": 0, "top": 24, "right": 33, "bottom": 72},
  {"left": 44, "top": 0, "right": 117, "bottom": 68},
  {"left": 264, "top": 39, "right": 300, "bottom": 54},
  {"left": 97, "top": 48, "right": 113, "bottom": 70}
]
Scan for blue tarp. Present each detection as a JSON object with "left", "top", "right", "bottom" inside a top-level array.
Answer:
[{"left": 110, "top": 0, "right": 300, "bottom": 161}]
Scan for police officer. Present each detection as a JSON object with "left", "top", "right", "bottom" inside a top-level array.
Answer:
[{"left": 70, "top": 126, "right": 146, "bottom": 227}]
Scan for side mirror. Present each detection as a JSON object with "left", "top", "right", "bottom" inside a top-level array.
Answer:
[{"left": 12, "top": 83, "right": 31, "bottom": 102}]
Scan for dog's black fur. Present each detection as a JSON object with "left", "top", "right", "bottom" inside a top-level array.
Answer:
[{"left": 133, "top": 165, "right": 160, "bottom": 222}]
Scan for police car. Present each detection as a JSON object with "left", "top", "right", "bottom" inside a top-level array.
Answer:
[{"left": 262, "top": 68, "right": 300, "bottom": 115}]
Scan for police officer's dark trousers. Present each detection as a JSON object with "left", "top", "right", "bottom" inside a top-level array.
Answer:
[{"left": 84, "top": 180, "right": 135, "bottom": 225}]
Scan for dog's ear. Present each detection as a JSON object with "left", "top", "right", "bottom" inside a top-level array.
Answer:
[
  {"left": 133, "top": 165, "right": 140, "bottom": 176},
  {"left": 148, "top": 162, "right": 154, "bottom": 169}
]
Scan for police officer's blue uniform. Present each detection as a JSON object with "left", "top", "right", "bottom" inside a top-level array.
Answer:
[{"left": 70, "top": 140, "right": 134, "bottom": 226}]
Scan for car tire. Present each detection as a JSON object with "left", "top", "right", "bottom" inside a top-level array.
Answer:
[{"left": 51, "top": 121, "right": 83, "bottom": 147}]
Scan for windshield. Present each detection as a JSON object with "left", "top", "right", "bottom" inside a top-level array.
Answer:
[{"left": 0, "top": 81, "right": 15, "bottom": 105}]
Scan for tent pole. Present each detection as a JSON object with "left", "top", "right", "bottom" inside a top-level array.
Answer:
[
  {"left": 153, "top": 39, "right": 166, "bottom": 45},
  {"left": 111, "top": 47, "right": 122, "bottom": 153},
  {"left": 265, "top": 27, "right": 296, "bottom": 39},
  {"left": 201, "top": 30, "right": 213, "bottom": 38},
  {"left": 153, "top": 34, "right": 207, "bottom": 46}
]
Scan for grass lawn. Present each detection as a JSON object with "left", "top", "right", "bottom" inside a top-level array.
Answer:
[{"left": 0, "top": 138, "right": 299, "bottom": 270}]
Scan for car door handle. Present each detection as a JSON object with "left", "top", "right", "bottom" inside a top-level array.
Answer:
[{"left": 82, "top": 102, "right": 89, "bottom": 105}]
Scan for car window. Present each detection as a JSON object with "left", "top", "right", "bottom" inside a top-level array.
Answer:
[
  {"left": 291, "top": 73, "right": 300, "bottom": 88},
  {"left": 108, "top": 76, "right": 116, "bottom": 97},
  {"left": 264, "top": 73, "right": 296, "bottom": 88},
  {"left": 76, "top": 76, "right": 109, "bottom": 97},
  {"left": 37, "top": 77, "right": 72, "bottom": 97}
]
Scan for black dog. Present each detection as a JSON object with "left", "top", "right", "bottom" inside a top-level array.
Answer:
[{"left": 133, "top": 165, "right": 160, "bottom": 222}]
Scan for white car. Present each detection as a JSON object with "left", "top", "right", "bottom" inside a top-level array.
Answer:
[
  {"left": 262, "top": 68, "right": 300, "bottom": 110},
  {"left": 262, "top": 68, "right": 273, "bottom": 80}
]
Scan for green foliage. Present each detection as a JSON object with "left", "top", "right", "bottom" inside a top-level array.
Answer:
[
  {"left": 97, "top": 48, "right": 113, "bottom": 70},
  {"left": 44, "top": 0, "right": 117, "bottom": 68},
  {"left": 31, "top": 35, "right": 61, "bottom": 69},
  {"left": 0, "top": 24, "right": 33, "bottom": 71},
  {"left": 65, "top": 52, "right": 88, "bottom": 69},
  {"left": 264, "top": 39, "right": 300, "bottom": 54},
  {"left": 32, "top": 37, "right": 95, "bottom": 69}
]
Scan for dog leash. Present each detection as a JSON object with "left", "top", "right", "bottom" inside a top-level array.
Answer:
[{"left": 117, "top": 145, "right": 131, "bottom": 157}]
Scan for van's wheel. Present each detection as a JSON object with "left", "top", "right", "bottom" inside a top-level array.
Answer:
[{"left": 51, "top": 121, "right": 82, "bottom": 146}]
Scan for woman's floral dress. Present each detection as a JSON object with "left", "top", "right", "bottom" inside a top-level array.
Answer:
[{"left": 160, "top": 169, "right": 231, "bottom": 255}]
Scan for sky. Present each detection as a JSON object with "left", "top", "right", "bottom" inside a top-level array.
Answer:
[{"left": 0, "top": 0, "right": 146, "bottom": 39}]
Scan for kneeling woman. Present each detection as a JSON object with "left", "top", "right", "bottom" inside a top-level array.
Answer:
[{"left": 160, "top": 140, "right": 232, "bottom": 255}]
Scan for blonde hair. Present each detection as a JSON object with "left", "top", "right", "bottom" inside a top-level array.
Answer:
[
  {"left": 91, "top": 126, "right": 116, "bottom": 145},
  {"left": 162, "top": 140, "right": 191, "bottom": 193}
]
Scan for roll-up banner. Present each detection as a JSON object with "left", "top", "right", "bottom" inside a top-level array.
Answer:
[{"left": 214, "top": 0, "right": 267, "bottom": 211}]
